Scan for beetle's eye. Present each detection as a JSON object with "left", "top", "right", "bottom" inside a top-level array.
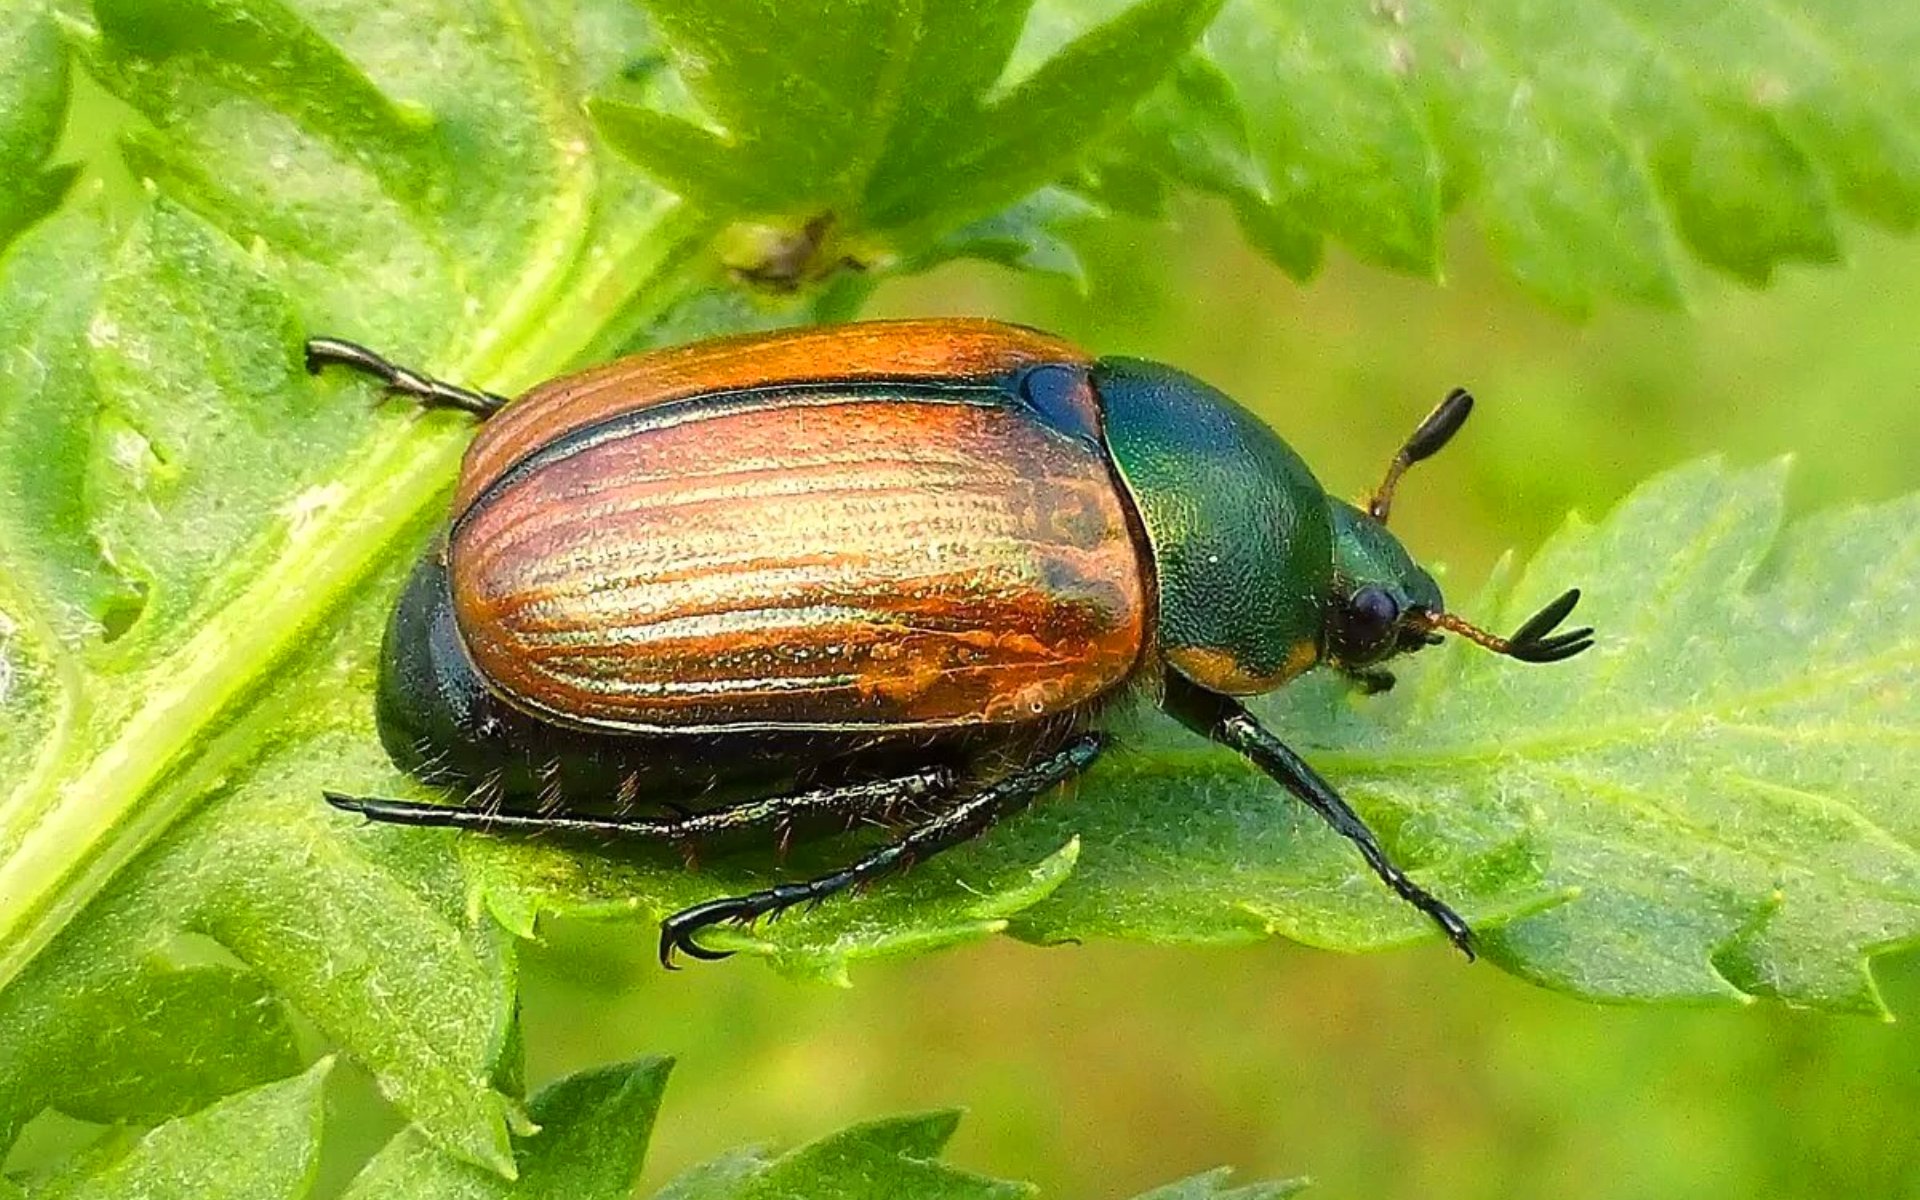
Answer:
[{"left": 1346, "top": 586, "right": 1401, "bottom": 645}]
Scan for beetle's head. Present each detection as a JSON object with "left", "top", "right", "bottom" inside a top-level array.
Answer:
[{"left": 1324, "top": 388, "right": 1594, "bottom": 678}]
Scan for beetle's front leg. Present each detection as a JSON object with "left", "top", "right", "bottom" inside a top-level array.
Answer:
[
  {"left": 1160, "top": 673, "right": 1474, "bottom": 958},
  {"left": 1350, "top": 669, "right": 1396, "bottom": 695}
]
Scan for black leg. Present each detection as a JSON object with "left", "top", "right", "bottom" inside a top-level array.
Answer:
[
  {"left": 1161, "top": 673, "right": 1474, "bottom": 958},
  {"left": 1350, "top": 668, "right": 1397, "bottom": 696},
  {"left": 325, "top": 766, "right": 955, "bottom": 843},
  {"left": 659, "top": 733, "right": 1105, "bottom": 967},
  {"left": 304, "top": 336, "right": 510, "bottom": 418}
]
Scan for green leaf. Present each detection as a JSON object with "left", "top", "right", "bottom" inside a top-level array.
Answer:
[
  {"left": 1095, "top": 51, "right": 1321, "bottom": 272},
  {"left": 0, "top": 0, "right": 75, "bottom": 253},
  {"left": 1206, "top": 3, "right": 1440, "bottom": 278},
  {"left": 862, "top": 0, "right": 1226, "bottom": 236},
  {"left": 1127, "top": 1169, "right": 1308, "bottom": 1200},
  {"left": 342, "top": 1058, "right": 672, "bottom": 1199},
  {"left": 0, "top": 573, "right": 528, "bottom": 1173},
  {"left": 1034, "top": 460, "right": 1920, "bottom": 1013},
  {"left": 1187, "top": 0, "right": 1920, "bottom": 311},
  {"left": 653, "top": 1112, "right": 1031, "bottom": 1200},
  {"left": 0, "top": 955, "right": 300, "bottom": 1137},
  {"left": 483, "top": 461, "right": 1920, "bottom": 1013},
  {"left": 904, "top": 187, "right": 1101, "bottom": 288},
  {"left": 340, "top": 1062, "right": 1294, "bottom": 1198},
  {"left": 595, "top": 0, "right": 1220, "bottom": 260},
  {"left": 600, "top": 0, "right": 1920, "bottom": 306},
  {"left": 0, "top": 0, "right": 727, "bottom": 1175},
  {"left": 589, "top": 99, "right": 788, "bottom": 215},
  {"left": 28, "top": 1059, "right": 330, "bottom": 1200},
  {"left": 472, "top": 832, "right": 1081, "bottom": 988}
]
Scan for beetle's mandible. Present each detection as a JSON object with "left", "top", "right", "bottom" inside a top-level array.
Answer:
[{"left": 308, "top": 319, "right": 1593, "bottom": 966}]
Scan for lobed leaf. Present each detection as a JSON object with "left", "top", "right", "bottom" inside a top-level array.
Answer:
[
  {"left": 1027, "top": 461, "right": 1920, "bottom": 1012},
  {"left": 595, "top": 0, "right": 1221, "bottom": 268},
  {"left": 594, "top": 0, "right": 1920, "bottom": 307},
  {"left": 0, "top": 571, "right": 527, "bottom": 1172},
  {"left": 1128, "top": 1169, "right": 1309, "bottom": 1200},
  {"left": 1117, "top": 0, "right": 1920, "bottom": 311},
  {"left": 653, "top": 1112, "right": 1031, "bottom": 1200},
  {"left": 342, "top": 1057, "right": 672, "bottom": 1199},
  {"left": 343, "top": 1060, "right": 1298, "bottom": 1199},
  {"left": 0, "top": 955, "right": 300, "bottom": 1138},
  {"left": 0, "top": 0, "right": 1915, "bottom": 1189},
  {"left": 27, "top": 1060, "right": 330, "bottom": 1200},
  {"left": 0, "top": 0, "right": 75, "bottom": 254}
]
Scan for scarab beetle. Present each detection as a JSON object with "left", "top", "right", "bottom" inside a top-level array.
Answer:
[{"left": 309, "top": 319, "right": 1592, "bottom": 966}]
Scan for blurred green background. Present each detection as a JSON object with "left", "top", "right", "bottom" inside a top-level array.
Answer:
[{"left": 490, "top": 212, "right": 1920, "bottom": 1198}]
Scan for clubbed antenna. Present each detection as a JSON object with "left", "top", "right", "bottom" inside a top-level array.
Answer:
[
  {"left": 1368, "top": 386, "right": 1475, "bottom": 524},
  {"left": 1426, "top": 588, "right": 1594, "bottom": 664}
]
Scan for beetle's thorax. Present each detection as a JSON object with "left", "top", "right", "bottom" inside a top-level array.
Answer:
[{"left": 1091, "top": 357, "right": 1334, "bottom": 696}]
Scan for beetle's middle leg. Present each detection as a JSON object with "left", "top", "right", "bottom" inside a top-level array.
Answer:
[
  {"left": 325, "top": 765, "right": 957, "bottom": 843},
  {"left": 304, "top": 336, "right": 510, "bottom": 418},
  {"left": 659, "top": 732, "right": 1106, "bottom": 967}
]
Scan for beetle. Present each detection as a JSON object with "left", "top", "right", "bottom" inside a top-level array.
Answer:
[{"left": 308, "top": 319, "right": 1592, "bottom": 967}]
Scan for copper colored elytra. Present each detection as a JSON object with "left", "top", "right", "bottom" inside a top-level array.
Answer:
[{"left": 453, "top": 396, "right": 1147, "bottom": 731}]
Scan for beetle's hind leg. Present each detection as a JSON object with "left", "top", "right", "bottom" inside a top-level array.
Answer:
[
  {"left": 303, "top": 337, "right": 510, "bottom": 418},
  {"left": 660, "top": 733, "right": 1105, "bottom": 967}
]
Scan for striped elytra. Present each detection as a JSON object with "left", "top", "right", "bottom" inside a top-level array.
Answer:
[
  {"left": 454, "top": 318, "right": 1090, "bottom": 512},
  {"left": 443, "top": 320, "right": 1149, "bottom": 733}
]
